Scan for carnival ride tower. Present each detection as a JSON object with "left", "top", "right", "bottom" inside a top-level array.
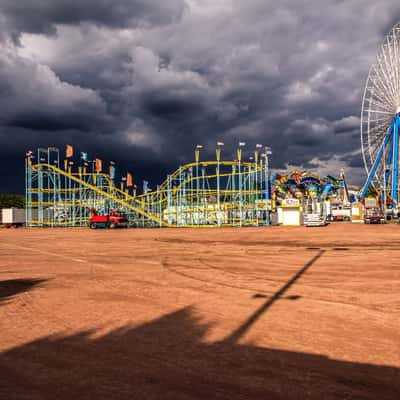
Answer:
[{"left": 361, "top": 22, "right": 400, "bottom": 204}]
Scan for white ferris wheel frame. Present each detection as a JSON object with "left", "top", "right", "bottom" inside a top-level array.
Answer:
[{"left": 361, "top": 22, "right": 400, "bottom": 189}]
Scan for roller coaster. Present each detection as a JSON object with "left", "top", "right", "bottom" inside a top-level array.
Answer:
[{"left": 25, "top": 146, "right": 271, "bottom": 228}]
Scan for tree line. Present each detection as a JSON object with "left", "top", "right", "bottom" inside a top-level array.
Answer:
[{"left": 0, "top": 194, "right": 25, "bottom": 209}]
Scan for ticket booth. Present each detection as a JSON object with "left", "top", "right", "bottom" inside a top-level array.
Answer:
[
  {"left": 280, "top": 198, "right": 303, "bottom": 226},
  {"left": 351, "top": 202, "right": 364, "bottom": 223}
]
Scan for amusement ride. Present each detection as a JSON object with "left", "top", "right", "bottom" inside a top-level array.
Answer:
[
  {"left": 24, "top": 22, "right": 400, "bottom": 227},
  {"left": 361, "top": 22, "right": 400, "bottom": 205}
]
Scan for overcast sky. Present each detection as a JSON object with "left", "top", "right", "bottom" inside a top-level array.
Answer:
[{"left": 1, "top": 0, "right": 400, "bottom": 193}]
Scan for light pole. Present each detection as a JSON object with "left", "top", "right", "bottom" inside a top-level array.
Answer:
[
  {"left": 157, "top": 185, "right": 162, "bottom": 227},
  {"left": 264, "top": 146, "right": 272, "bottom": 225},
  {"left": 249, "top": 156, "right": 254, "bottom": 201},
  {"left": 216, "top": 141, "right": 224, "bottom": 226},
  {"left": 255, "top": 144, "right": 262, "bottom": 200},
  {"left": 120, "top": 176, "right": 126, "bottom": 192},
  {"left": 189, "top": 167, "right": 193, "bottom": 225},
  {"left": 202, "top": 166, "right": 206, "bottom": 224},
  {"left": 195, "top": 144, "right": 202, "bottom": 225},
  {"left": 167, "top": 175, "right": 172, "bottom": 225},
  {"left": 231, "top": 163, "right": 235, "bottom": 225},
  {"left": 255, "top": 144, "right": 263, "bottom": 225},
  {"left": 249, "top": 156, "right": 254, "bottom": 224},
  {"left": 238, "top": 142, "right": 246, "bottom": 226}
]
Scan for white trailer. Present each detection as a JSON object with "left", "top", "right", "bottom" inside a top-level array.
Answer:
[
  {"left": 330, "top": 206, "right": 351, "bottom": 221},
  {"left": 2, "top": 208, "right": 26, "bottom": 227}
]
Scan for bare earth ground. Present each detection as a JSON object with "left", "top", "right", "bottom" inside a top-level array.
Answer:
[{"left": 0, "top": 224, "right": 399, "bottom": 400}]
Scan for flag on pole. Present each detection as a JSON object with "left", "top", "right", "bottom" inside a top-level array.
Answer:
[
  {"left": 143, "top": 180, "right": 149, "bottom": 194},
  {"left": 196, "top": 144, "right": 203, "bottom": 149},
  {"left": 217, "top": 141, "right": 224, "bottom": 146},
  {"left": 109, "top": 165, "right": 116, "bottom": 180},
  {"left": 80, "top": 152, "right": 88, "bottom": 161},
  {"left": 256, "top": 144, "right": 263, "bottom": 149},
  {"left": 95, "top": 158, "right": 102, "bottom": 172},
  {"left": 66, "top": 145, "right": 73, "bottom": 158},
  {"left": 265, "top": 146, "right": 272, "bottom": 155},
  {"left": 25, "top": 150, "right": 33, "bottom": 158},
  {"left": 238, "top": 142, "right": 246, "bottom": 147},
  {"left": 126, "top": 173, "right": 133, "bottom": 187}
]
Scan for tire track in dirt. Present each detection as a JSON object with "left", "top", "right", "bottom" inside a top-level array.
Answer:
[
  {"left": 162, "top": 257, "right": 298, "bottom": 296},
  {"left": 0, "top": 244, "right": 154, "bottom": 333},
  {"left": 161, "top": 252, "right": 386, "bottom": 315},
  {"left": 0, "top": 243, "right": 109, "bottom": 270},
  {"left": 0, "top": 242, "right": 141, "bottom": 299}
]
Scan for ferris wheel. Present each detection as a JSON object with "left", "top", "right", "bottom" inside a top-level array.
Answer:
[{"left": 361, "top": 22, "right": 400, "bottom": 203}]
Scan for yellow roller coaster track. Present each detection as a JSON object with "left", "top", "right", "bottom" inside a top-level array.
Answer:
[
  {"left": 29, "top": 157, "right": 268, "bottom": 228},
  {"left": 137, "top": 160, "right": 260, "bottom": 203},
  {"left": 31, "top": 163, "right": 170, "bottom": 227}
]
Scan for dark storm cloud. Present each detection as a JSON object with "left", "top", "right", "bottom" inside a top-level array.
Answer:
[
  {"left": 346, "top": 154, "right": 364, "bottom": 169},
  {"left": 0, "top": 42, "right": 106, "bottom": 131},
  {"left": 1, "top": 0, "right": 400, "bottom": 193},
  {"left": 1, "top": 0, "right": 186, "bottom": 38}
]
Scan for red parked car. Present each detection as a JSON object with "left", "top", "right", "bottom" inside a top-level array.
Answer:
[{"left": 88, "top": 209, "right": 128, "bottom": 229}]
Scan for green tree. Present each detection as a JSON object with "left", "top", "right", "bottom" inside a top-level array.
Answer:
[{"left": 0, "top": 194, "right": 25, "bottom": 209}]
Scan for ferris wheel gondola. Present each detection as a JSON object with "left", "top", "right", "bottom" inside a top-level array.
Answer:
[{"left": 361, "top": 22, "right": 400, "bottom": 203}]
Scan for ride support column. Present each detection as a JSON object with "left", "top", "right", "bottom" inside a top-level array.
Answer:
[{"left": 391, "top": 115, "right": 400, "bottom": 204}]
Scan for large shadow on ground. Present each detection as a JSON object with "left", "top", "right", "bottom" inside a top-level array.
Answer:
[
  {"left": 0, "top": 306, "right": 398, "bottom": 400},
  {"left": 0, "top": 278, "right": 47, "bottom": 305},
  {"left": 225, "top": 250, "right": 325, "bottom": 343}
]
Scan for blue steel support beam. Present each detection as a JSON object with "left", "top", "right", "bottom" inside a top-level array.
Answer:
[
  {"left": 360, "top": 121, "right": 394, "bottom": 199},
  {"left": 391, "top": 114, "right": 400, "bottom": 204},
  {"left": 385, "top": 131, "right": 393, "bottom": 186}
]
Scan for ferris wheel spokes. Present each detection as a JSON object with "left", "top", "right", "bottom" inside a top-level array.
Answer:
[{"left": 360, "top": 22, "right": 400, "bottom": 203}]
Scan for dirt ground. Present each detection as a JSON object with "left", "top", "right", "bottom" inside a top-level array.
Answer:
[{"left": 0, "top": 224, "right": 399, "bottom": 399}]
